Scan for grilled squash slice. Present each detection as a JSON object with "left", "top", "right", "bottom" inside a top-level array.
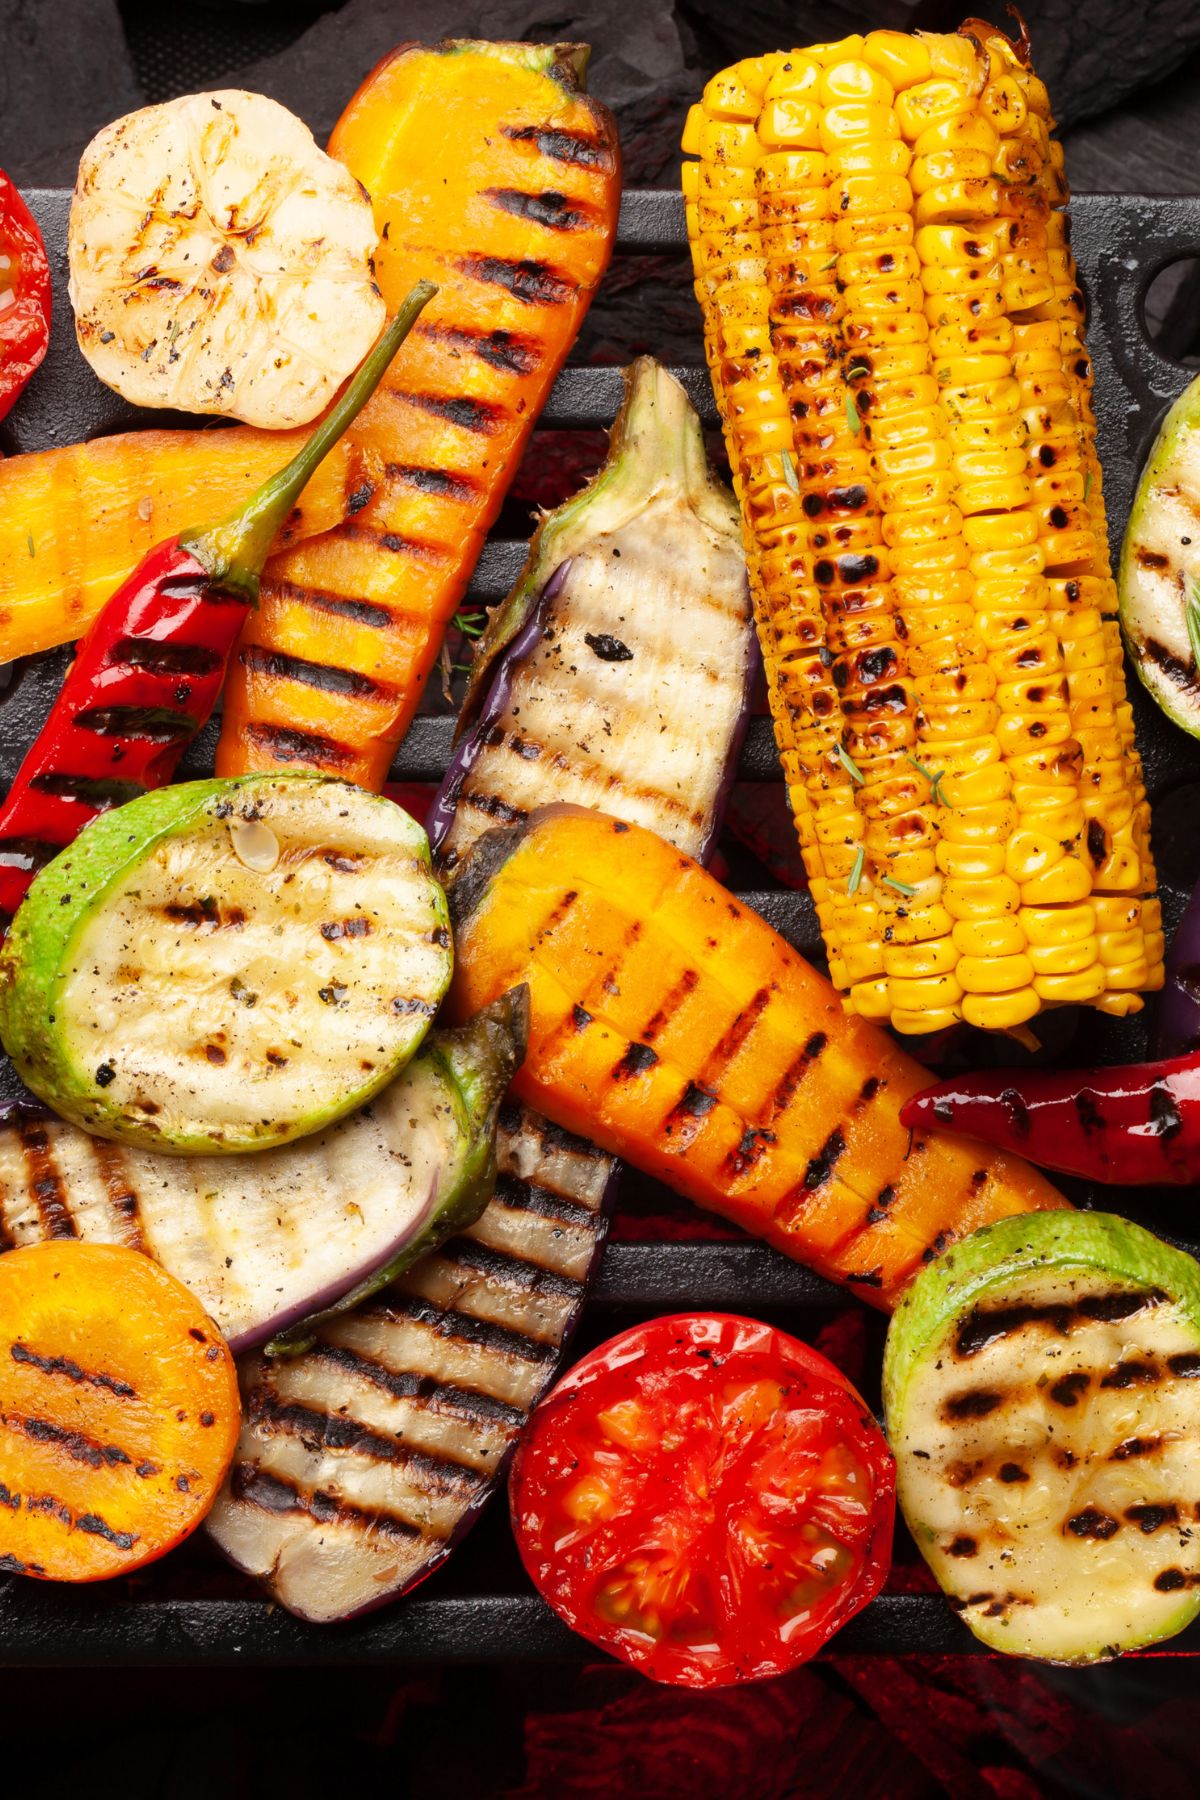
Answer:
[
  {"left": 0, "top": 774, "right": 451, "bottom": 1153},
  {"left": 885, "top": 1212, "right": 1200, "bottom": 1662}
]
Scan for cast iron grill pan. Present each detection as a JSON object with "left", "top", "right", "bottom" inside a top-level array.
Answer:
[{"left": 0, "top": 188, "right": 1198, "bottom": 1665}]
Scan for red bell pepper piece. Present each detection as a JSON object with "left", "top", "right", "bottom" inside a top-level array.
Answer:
[
  {"left": 0, "top": 279, "right": 436, "bottom": 924},
  {"left": 0, "top": 171, "right": 51, "bottom": 423},
  {"left": 900, "top": 1054, "right": 1200, "bottom": 1186}
]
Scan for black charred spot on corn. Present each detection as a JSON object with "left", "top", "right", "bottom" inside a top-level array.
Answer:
[
  {"left": 459, "top": 256, "right": 572, "bottom": 306},
  {"left": 943, "top": 1389, "right": 1002, "bottom": 1422},
  {"left": 1087, "top": 819, "right": 1108, "bottom": 867},
  {"left": 406, "top": 392, "right": 502, "bottom": 434},
  {"left": 503, "top": 124, "right": 613, "bottom": 169},
  {"left": 613, "top": 1042, "right": 659, "bottom": 1080},
  {"left": 239, "top": 645, "right": 391, "bottom": 702},
  {"left": 856, "top": 646, "right": 898, "bottom": 686},
  {"left": 244, "top": 723, "right": 355, "bottom": 771},
  {"left": 387, "top": 463, "right": 477, "bottom": 503},
  {"left": 1066, "top": 1508, "right": 1121, "bottom": 1541},
  {"left": 486, "top": 188, "right": 591, "bottom": 231}
]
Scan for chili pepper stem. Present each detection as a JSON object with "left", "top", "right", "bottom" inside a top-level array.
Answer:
[{"left": 184, "top": 279, "right": 437, "bottom": 603}]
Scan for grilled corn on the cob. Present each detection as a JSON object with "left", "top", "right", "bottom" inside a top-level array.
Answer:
[{"left": 683, "top": 23, "right": 1162, "bottom": 1034}]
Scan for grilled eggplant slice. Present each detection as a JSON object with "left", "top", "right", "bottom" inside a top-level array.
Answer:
[
  {"left": 1120, "top": 373, "right": 1200, "bottom": 736},
  {"left": 206, "top": 1099, "right": 613, "bottom": 1621},
  {"left": 0, "top": 774, "right": 451, "bottom": 1153},
  {"left": 432, "top": 357, "right": 752, "bottom": 875},
  {"left": 885, "top": 1212, "right": 1200, "bottom": 1663},
  {"left": 0, "top": 996, "right": 525, "bottom": 1354},
  {"left": 206, "top": 368, "right": 753, "bottom": 1621}
]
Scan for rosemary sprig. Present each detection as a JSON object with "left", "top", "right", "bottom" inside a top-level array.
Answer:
[
  {"left": 848, "top": 845, "right": 865, "bottom": 895},
  {"left": 883, "top": 876, "right": 916, "bottom": 897},
  {"left": 1083, "top": 469, "right": 1092, "bottom": 503},
  {"left": 781, "top": 448, "right": 800, "bottom": 492},
  {"left": 452, "top": 608, "right": 487, "bottom": 639},
  {"left": 834, "top": 742, "right": 864, "bottom": 784},
  {"left": 845, "top": 390, "right": 861, "bottom": 434},
  {"left": 1186, "top": 577, "right": 1200, "bottom": 670},
  {"left": 906, "top": 750, "right": 946, "bottom": 805}
]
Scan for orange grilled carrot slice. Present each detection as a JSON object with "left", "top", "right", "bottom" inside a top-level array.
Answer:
[
  {"left": 216, "top": 40, "right": 620, "bottom": 790},
  {"left": 0, "top": 428, "right": 357, "bottom": 664},
  {"left": 0, "top": 1241, "right": 239, "bottom": 1581},
  {"left": 447, "top": 807, "right": 1068, "bottom": 1309}
]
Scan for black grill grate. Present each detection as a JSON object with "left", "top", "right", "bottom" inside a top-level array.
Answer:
[{"left": 3, "top": 187, "right": 1200, "bottom": 1664}]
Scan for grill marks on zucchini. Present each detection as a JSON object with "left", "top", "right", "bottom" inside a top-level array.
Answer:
[
  {"left": 0, "top": 776, "right": 452, "bottom": 1152},
  {"left": 892, "top": 1264, "right": 1200, "bottom": 1660},
  {"left": 207, "top": 1102, "right": 613, "bottom": 1622}
]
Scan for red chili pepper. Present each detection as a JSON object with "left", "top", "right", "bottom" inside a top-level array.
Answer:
[
  {"left": 0, "top": 279, "right": 436, "bottom": 924},
  {"left": 900, "top": 1054, "right": 1200, "bottom": 1186},
  {"left": 0, "top": 171, "right": 51, "bottom": 424}
]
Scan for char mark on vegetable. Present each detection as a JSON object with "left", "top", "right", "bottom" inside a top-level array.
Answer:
[
  {"left": 458, "top": 256, "right": 572, "bottom": 307},
  {"left": 405, "top": 391, "right": 502, "bottom": 434},
  {"left": 16, "top": 1122, "right": 77, "bottom": 1240},
  {"left": 437, "top": 1237, "right": 584, "bottom": 1300},
  {"left": 701, "top": 987, "right": 772, "bottom": 1086},
  {"left": 640, "top": 970, "right": 699, "bottom": 1044},
  {"left": 249, "top": 1391, "right": 481, "bottom": 1494},
  {"left": 802, "top": 1127, "right": 846, "bottom": 1193},
  {"left": 28, "top": 774, "right": 146, "bottom": 810},
  {"left": 492, "top": 1172, "right": 595, "bottom": 1230},
  {"left": 307, "top": 1342, "right": 527, "bottom": 1430},
  {"left": 386, "top": 463, "right": 477, "bottom": 502},
  {"left": 0, "top": 1409, "right": 131, "bottom": 1472},
  {"left": 486, "top": 188, "right": 591, "bottom": 231},
  {"left": 232, "top": 1463, "right": 423, "bottom": 1541},
  {"left": 1065, "top": 1507, "right": 1121, "bottom": 1541},
  {"left": 942, "top": 1389, "right": 1003, "bottom": 1421},
  {"left": 74, "top": 705, "right": 196, "bottom": 742},
  {"left": 613, "top": 1041, "right": 659, "bottom": 1080},
  {"left": 373, "top": 1292, "right": 558, "bottom": 1365},
  {"left": 462, "top": 789, "right": 527, "bottom": 825},
  {"left": 0, "top": 837, "right": 59, "bottom": 875},
  {"left": 244, "top": 723, "right": 355, "bottom": 771},
  {"left": 239, "top": 644, "right": 391, "bottom": 702},
  {"left": 502, "top": 124, "right": 614, "bottom": 170},
  {"left": 267, "top": 580, "right": 395, "bottom": 632},
  {"left": 86, "top": 1138, "right": 147, "bottom": 1253},
  {"left": 954, "top": 1288, "right": 1167, "bottom": 1357},
  {"left": 419, "top": 321, "right": 541, "bottom": 376},
  {"left": 10, "top": 1341, "right": 135, "bottom": 1399},
  {"left": 109, "top": 638, "right": 223, "bottom": 677}
]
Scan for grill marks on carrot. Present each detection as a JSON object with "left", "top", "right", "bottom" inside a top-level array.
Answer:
[
  {"left": 239, "top": 644, "right": 394, "bottom": 703},
  {"left": 216, "top": 44, "right": 619, "bottom": 790}
]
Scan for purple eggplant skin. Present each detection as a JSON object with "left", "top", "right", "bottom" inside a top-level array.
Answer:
[
  {"left": 0, "top": 995, "right": 526, "bottom": 1357},
  {"left": 204, "top": 1100, "right": 617, "bottom": 1623},
  {"left": 432, "top": 356, "right": 753, "bottom": 878},
  {"left": 1157, "top": 885, "right": 1200, "bottom": 1056}
]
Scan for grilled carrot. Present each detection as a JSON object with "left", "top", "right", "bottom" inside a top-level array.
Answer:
[
  {"left": 447, "top": 806, "right": 1068, "bottom": 1308},
  {"left": 217, "top": 40, "right": 620, "bottom": 790},
  {"left": 0, "top": 1241, "right": 239, "bottom": 1581},
  {"left": 0, "top": 428, "right": 357, "bottom": 664}
]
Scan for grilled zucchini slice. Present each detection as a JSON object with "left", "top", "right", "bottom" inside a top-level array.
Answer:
[
  {"left": 1120, "top": 374, "right": 1200, "bottom": 735},
  {"left": 885, "top": 1211, "right": 1200, "bottom": 1663},
  {"left": 0, "top": 774, "right": 452, "bottom": 1153}
]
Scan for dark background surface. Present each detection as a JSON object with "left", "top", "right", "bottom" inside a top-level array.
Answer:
[{"left": 3, "top": 3, "right": 1200, "bottom": 1795}]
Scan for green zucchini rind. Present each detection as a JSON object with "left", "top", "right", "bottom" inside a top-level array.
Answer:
[
  {"left": 0, "top": 773, "right": 452, "bottom": 1153},
  {"left": 1119, "top": 374, "right": 1200, "bottom": 736},
  {"left": 884, "top": 1211, "right": 1200, "bottom": 1664}
]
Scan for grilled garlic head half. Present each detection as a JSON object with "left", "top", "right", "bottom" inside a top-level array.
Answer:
[{"left": 68, "top": 90, "right": 385, "bottom": 428}]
